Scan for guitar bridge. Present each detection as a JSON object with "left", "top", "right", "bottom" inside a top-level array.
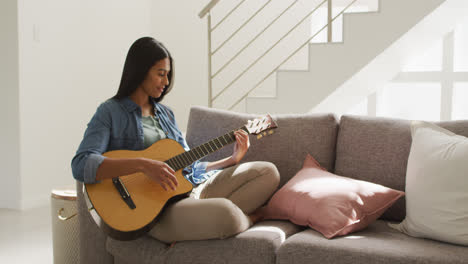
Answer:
[{"left": 112, "top": 177, "right": 136, "bottom": 210}]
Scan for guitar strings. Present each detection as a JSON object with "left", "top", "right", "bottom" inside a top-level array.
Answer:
[{"left": 115, "top": 127, "right": 242, "bottom": 188}]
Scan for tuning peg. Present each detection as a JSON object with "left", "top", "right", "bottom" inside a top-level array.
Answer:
[
  {"left": 268, "top": 130, "right": 274, "bottom": 135},
  {"left": 257, "top": 134, "right": 263, "bottom": 139}
]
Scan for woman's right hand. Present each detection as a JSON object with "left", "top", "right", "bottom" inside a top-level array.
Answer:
[{"left": 141, "top": 158, "right": 178, "bottom": 191}]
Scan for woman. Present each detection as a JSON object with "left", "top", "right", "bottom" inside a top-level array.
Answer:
[{"left": 72, "top": 37, "right": 280, "bottom": 242}]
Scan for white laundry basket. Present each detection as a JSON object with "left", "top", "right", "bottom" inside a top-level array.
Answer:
[{"left": 51, "top": 187, "right": 79, "bottom": 264}]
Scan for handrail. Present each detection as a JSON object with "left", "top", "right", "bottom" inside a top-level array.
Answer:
[
  {"left": 212, "top": 0, "right": 272, "bottom": 55},
  {"left": 211, "top": 0, "right": 247, "bottom": 32},
  {"left": 227, "top": 0, "right": 359, "bottom": 110},
  {"left": 199, "top": 0, "right": 220, "bottom": 19},
  {"left": 212, "top": 0, "right": 328, "bottom": 101},
  {"left": 212, "top": 0, "right": 299, "bottom": 79}
]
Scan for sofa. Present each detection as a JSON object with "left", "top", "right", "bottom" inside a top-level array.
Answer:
[{"left": 77, "top": 105, "right": 468, "bottom": 264}]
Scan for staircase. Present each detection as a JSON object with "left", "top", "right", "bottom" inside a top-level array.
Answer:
[
  {"left": 201, "top": 0, "right": 466, "bottom": 114},
  {"left": 309, "top": 0, "right": 468, "bottom": 115}
]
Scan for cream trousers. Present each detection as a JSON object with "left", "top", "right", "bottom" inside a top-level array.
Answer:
[{"left": 149, "top": 161, "right": 280, "bottom": 243}]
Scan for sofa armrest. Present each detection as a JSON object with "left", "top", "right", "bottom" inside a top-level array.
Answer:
[{"left": 76, "top": 181, "right": 114, "bottom": 264}]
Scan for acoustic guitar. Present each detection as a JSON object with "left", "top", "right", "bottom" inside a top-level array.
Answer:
[{"left": 84, "top": 115, "right": 277, "bottom": 240}]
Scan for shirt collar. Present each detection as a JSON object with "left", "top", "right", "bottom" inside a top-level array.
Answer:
[
  {"left": 120, "top": 96, "right": 162, "bottom": 114},
  {"left": 120, "top": 97, "right": 139, "bottom": 112}
]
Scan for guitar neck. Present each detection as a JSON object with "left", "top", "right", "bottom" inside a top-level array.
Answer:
[{"left": 165, "top": 126, "right": 248, "bottom": 171}]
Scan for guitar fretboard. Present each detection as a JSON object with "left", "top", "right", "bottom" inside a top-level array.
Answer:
[{"left": 165, "top": 126, "right": 248, "bottom": 171}]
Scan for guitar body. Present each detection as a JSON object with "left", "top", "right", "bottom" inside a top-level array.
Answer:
[{"left": 84, "top": 139, "right": 194, "bottom": 240}]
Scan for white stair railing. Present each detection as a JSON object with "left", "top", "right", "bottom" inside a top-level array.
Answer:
[{"left": 200, "top": 0, "right": 358, "bottom": 110}]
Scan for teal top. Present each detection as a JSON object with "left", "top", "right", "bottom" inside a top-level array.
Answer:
[{"left": 141, "top": 115, "right": 167, "bottom": 148}]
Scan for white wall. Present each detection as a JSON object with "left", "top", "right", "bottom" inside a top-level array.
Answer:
[
  {"left": 346, "top": 22, "right": 468, "bottom": 121},
  {"left": 7, "top": 0, "right": 462, "bottom": 210},
  {"left": 0, "top": 0, "right": 21, "bottom": 209},
  {"left": 16, "top": 0, "right": 152, "bottom": 209},
  {"left": 150, "top": 0, "right": 211, "bottom": 131},
  {"left": 312, "top": 0, "right": 467, "bottom": 116}
]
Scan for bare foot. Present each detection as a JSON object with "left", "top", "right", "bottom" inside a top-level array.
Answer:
[{"left": 248, "top": 206, "right": 266, "bottom": 225}]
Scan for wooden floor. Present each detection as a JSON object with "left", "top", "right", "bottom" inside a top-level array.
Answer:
[{"left": 0, "top": 205, "right": 53, "bottom": 263}]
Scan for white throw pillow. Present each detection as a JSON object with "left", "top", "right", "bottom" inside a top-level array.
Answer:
[{"left": 390, "top": 121, "right": 468, "bottom": 245}]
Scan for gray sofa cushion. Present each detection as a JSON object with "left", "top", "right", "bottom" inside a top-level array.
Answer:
[
  {"left": 186, "top": 106, "right": 339, "bottom": 187},
  {"left": 107, "top": 220, "right": 303, "bottom": 264},
  {"left": 334, "top": 115, "right": 468, "bottom": 221},
  {"left": 276, "top": 220, "right": 468, "bottom": 264}
]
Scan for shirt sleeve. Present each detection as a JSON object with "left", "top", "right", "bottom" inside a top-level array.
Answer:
[{"left": 71, "top": 103, "right": 111, "bottom": 184}]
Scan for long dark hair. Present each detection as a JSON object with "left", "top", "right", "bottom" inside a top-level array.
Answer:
[{"left": 113, "top": 37, "right": 174, "bottom": 102}]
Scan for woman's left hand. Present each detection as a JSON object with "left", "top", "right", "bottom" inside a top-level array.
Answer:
[{"left": 230, "top": 130, "right": 250, "bottom": 164}]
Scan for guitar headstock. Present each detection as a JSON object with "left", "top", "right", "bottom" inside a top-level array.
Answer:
[{"left": 245, "top": 114, "right": 277, "bottom": 139}]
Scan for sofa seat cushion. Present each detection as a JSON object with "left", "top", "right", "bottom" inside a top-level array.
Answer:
[
  {"left": 186, "top": 106, "right": 338, "bottom": 188},
  {"left": 276, "top": 220, "right": 468, "bottom": 264},
  {"left": 107, "top": 220, "right": 303, "bottom": 264}
]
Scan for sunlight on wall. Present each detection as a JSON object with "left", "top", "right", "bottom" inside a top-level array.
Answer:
[
  {"left": 346, "top": 20, "right": 468, "bottom": 121},
  {"left": 454, "top": 23, "right": 468, "bottom": 72},
  {"left": 453, "top": 83, "right": 468, "bottom": 120},
  {"left": 376, "top": 83, "right": 441, "bottom": 121},
  {"left": 402, "top": 39, "right": 442, "bottom": 72},
  {"left": 347, "top": 97, "right": 368, "bottom": 116}
]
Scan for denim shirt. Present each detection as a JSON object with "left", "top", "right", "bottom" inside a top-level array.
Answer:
[{"left": 71, "top": 97, "right": 217, "bottom": 185}]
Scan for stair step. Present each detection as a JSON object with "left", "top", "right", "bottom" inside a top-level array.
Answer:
[{"left": 246, "top": 0, "right": 451, "bottom": 114}]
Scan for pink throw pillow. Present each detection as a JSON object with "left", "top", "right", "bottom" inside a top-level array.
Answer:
[{"left": 263, "top": 154, "right": 404, "bottom": 239}]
